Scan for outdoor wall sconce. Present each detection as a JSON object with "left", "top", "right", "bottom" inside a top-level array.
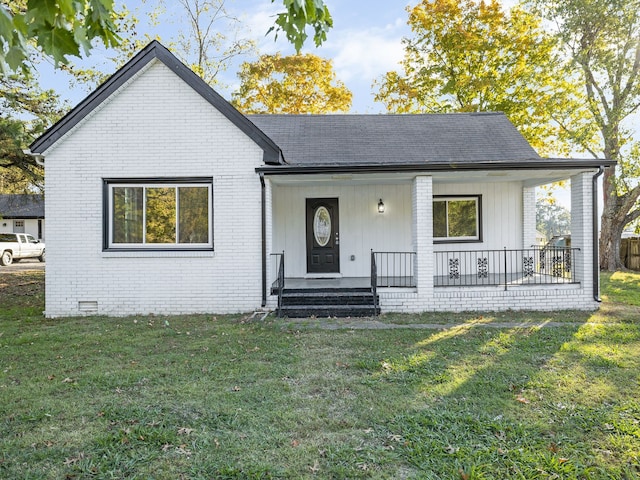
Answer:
[{"left": 377, "top": 198, "right": 385, "bottom": 214}]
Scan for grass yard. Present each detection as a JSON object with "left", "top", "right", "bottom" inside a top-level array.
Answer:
[{"left": 1, "top": 271, "right": 639, "bottom": 479}]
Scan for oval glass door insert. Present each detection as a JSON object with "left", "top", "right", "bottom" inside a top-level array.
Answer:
[{"left": 313, "top": 206, "right": 331, "bottom": 247}]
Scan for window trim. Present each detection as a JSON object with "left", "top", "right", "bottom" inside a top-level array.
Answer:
[
  {"left": 102, "top": 177, "right": 214, "bottom": 252},
  {"left": 433, "top": 195, "right": 482, "bottom": 244}
]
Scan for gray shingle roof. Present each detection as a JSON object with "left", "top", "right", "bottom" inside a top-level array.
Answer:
[
  {"left": 247, "top": 112, "right": 540, "bottom": 166},
  {"left": 0, "top": 195, "right": 45, "bottom": 219}
]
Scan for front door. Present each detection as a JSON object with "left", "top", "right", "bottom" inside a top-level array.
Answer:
[{"left": 306, "top": 198, "right": 340, "bottom": 273}]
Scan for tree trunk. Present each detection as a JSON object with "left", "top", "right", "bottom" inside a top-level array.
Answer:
[
  {"left": 599, "top": 213, "right": 624, "bottom": 271},
  {"left": 599, "top": 165, "right": 625, "bottom": 271}
]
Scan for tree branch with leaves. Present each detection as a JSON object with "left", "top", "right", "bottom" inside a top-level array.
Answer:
[
  {"left": 0, "top": 0, "right": 332, "bottom": 75},
  {"left": 269, "top": 0, "right": 332, "bottom": 53},
  {"left": 0, "top": 0, "right": 121, "bottom": 74}
]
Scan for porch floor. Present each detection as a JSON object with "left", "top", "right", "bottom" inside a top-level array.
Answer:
[
  {"left": 434, "top": 272, "right": 576, "bottom": 287},
  {"left": 277, "top": 277, "right": 418, "bottom": 290},
  {"left": 274, "top": 273, "right": 575, "bottom": 291},
  {"left": 282, "top": 277, "right": 371, "bottom": 290}
]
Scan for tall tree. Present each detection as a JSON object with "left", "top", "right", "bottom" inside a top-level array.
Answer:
[
  {"left": 63, "top": 1, "right": 255, "bottom": 91},
  {"left": 536, "top": 197, "right": 572, "bottom": 239},
  {"left": 60, "top": 6, "right": 158, "bottom": 89},
  {"left": 374, "top": 0, "right": 582, "bottom": 155},
  {"left": 232, "top": 53, "right": 352, "bottom": 114},
  {"left": 169, "top": 0, "right": 255, "bottom": 86},
  {"left": 0, "top": 74, "right": 65, "bottom": 192},
  {"left": 531, "top": 0, "right": 640, "bottom": 271},
  {"left": 0, "top": 118, "right": 40, "bottom": 193}
]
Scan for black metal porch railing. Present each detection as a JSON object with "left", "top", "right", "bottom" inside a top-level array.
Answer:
[
  {"left": 434, "top": 247, "right": 580, "bottom": 288},
  {"left": 270, "top": 252, "right": 285, "bottom": 314},
  {"left": 371, "top": 251, "right": 417, "bottom": 288},
  {"left": 370, "top": 250, "right": 378, "bottom": 314}
]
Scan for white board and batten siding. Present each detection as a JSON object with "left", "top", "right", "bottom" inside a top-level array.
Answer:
[
  {"left": 272, "top": 183, "right": 413, "bottom": 278},
  {"left": 43, "top": 60, "right": 265, "bottom": 317},
  {"left": 272, "top": 180, "right": 524, "bottom": 278},
  {"left": 433, "top": 182, "right": 523, "bottom": 251}
]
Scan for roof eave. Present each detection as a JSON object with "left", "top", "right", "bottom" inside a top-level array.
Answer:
[
  {"left": 0, "top": 214, "right": 45, "bottom": 219},
  {"left": 255, "top": 159, "right": 616, "bottom": 175}
]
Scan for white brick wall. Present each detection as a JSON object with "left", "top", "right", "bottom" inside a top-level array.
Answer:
[
  {"left": 378, "top": 285, "right": 597, "bottom": 313},
  {"left": 571, "top": 172, "right": 597, "bottom": 304},
  {"left": 43, "top": 60, "right": 266, "bottom": 317},
  {"left": 413, "top": 176, "right": 433, "bottom": 305},
  {"left": 522, "top": 186, "right": 536, "bottom": 248}
]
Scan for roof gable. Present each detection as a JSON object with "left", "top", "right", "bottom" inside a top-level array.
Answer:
[{"left": 30, "top": 41, "right": 282, "bottom": 164}]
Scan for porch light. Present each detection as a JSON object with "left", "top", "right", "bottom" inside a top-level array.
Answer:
[{"left": 377, "top": 199, "right": 385, "bottom": 214}]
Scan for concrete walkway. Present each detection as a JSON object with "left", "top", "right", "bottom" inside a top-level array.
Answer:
[{"left": 281, "top": 318, "right": 599, "bottom": 330}]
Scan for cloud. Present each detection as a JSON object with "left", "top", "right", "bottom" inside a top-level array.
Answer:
[
  {"left": 237, "top": 3, "right": 407, "bottom": 83},
  {"left": 237, "top": 2, "right": 296, "bottom": 55},
  {"left": 324, "top": 18, "right": 407, "bottom": 84},
  {"left": 227, "top": 1, "right": 409, "bottom": 112}
]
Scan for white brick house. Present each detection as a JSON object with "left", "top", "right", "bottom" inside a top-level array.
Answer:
[{"left": 30, "top": 42, "right": 614, "bottom": 318}]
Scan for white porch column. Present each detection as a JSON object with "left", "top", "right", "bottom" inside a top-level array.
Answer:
[
  {"left": 522, "top": 186, "right": 537, "bottom": 248},
  {"left": 571, "top": 172, "right": 595, "bottom": 297},
  {"left": 413, "top": 175, "right": 433, "bottom": 308}
]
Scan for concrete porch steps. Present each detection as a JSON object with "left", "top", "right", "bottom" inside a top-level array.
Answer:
[{"left": 278, "top": 287, "right": 380, "bottom": 318}]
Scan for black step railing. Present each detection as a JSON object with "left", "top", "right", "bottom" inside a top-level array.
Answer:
[
  {"left": 270, "top": 252, "right": 285, "bottom": 314},
  {"left": 370, "top": 250, "right": 378, "bottom": 315},
  {"left": 434, "top": 247, "right": 580, "bottom": 288},
  {"left": 371, "top": 251, "right": 417, "bottom": 288}
]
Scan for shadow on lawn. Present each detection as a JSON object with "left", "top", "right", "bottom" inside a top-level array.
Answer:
[{"left": 375, "top": 313, "right": 640, "bottom": 478}]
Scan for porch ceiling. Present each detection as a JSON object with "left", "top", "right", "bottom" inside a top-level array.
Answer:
[{"left": 265, "top": 168, "right": 597, "bottom": 187}]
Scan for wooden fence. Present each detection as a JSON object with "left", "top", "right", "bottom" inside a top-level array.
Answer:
[{"left": 621, "top": 237, "right": 640, "bottom": 271}]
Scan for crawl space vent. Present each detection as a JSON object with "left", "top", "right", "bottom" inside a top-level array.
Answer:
[{"left": 78, "top": 301, "right": 98, "bottom": 314}]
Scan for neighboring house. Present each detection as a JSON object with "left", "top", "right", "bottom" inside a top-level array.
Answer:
[
  {"left": 29, "top": 41, "right": 615, "bottom": 318},
  {"left": 0, "top": 194, "right": 45, "bottom": 240}
]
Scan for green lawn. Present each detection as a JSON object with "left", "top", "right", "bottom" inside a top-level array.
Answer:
[{"left": 1, "top": 271, "right": 639, "bottom": 479}]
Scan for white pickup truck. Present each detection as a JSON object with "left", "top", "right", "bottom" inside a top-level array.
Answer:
[{"left": 0, "top": 233, "right": 45, "bottom": 266}]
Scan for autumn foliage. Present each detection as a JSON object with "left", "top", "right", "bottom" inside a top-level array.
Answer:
[
  {"left": 232, "top": 53, "right": 352, "bottom": 114},
  {"left": 375, "top": 0, "right": 581, "bottom": 156}
]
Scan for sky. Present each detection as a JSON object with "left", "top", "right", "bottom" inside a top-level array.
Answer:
[
  {"left": 38, "top": 0, "right": 416, "bottom": 113},
  {"left": 235, "top": 0, "right": 414, "bottom": 112}
]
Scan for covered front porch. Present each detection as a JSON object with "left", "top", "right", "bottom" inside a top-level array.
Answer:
[{"left": 262, "top": 168, "right": 600, "bottom": 315}]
